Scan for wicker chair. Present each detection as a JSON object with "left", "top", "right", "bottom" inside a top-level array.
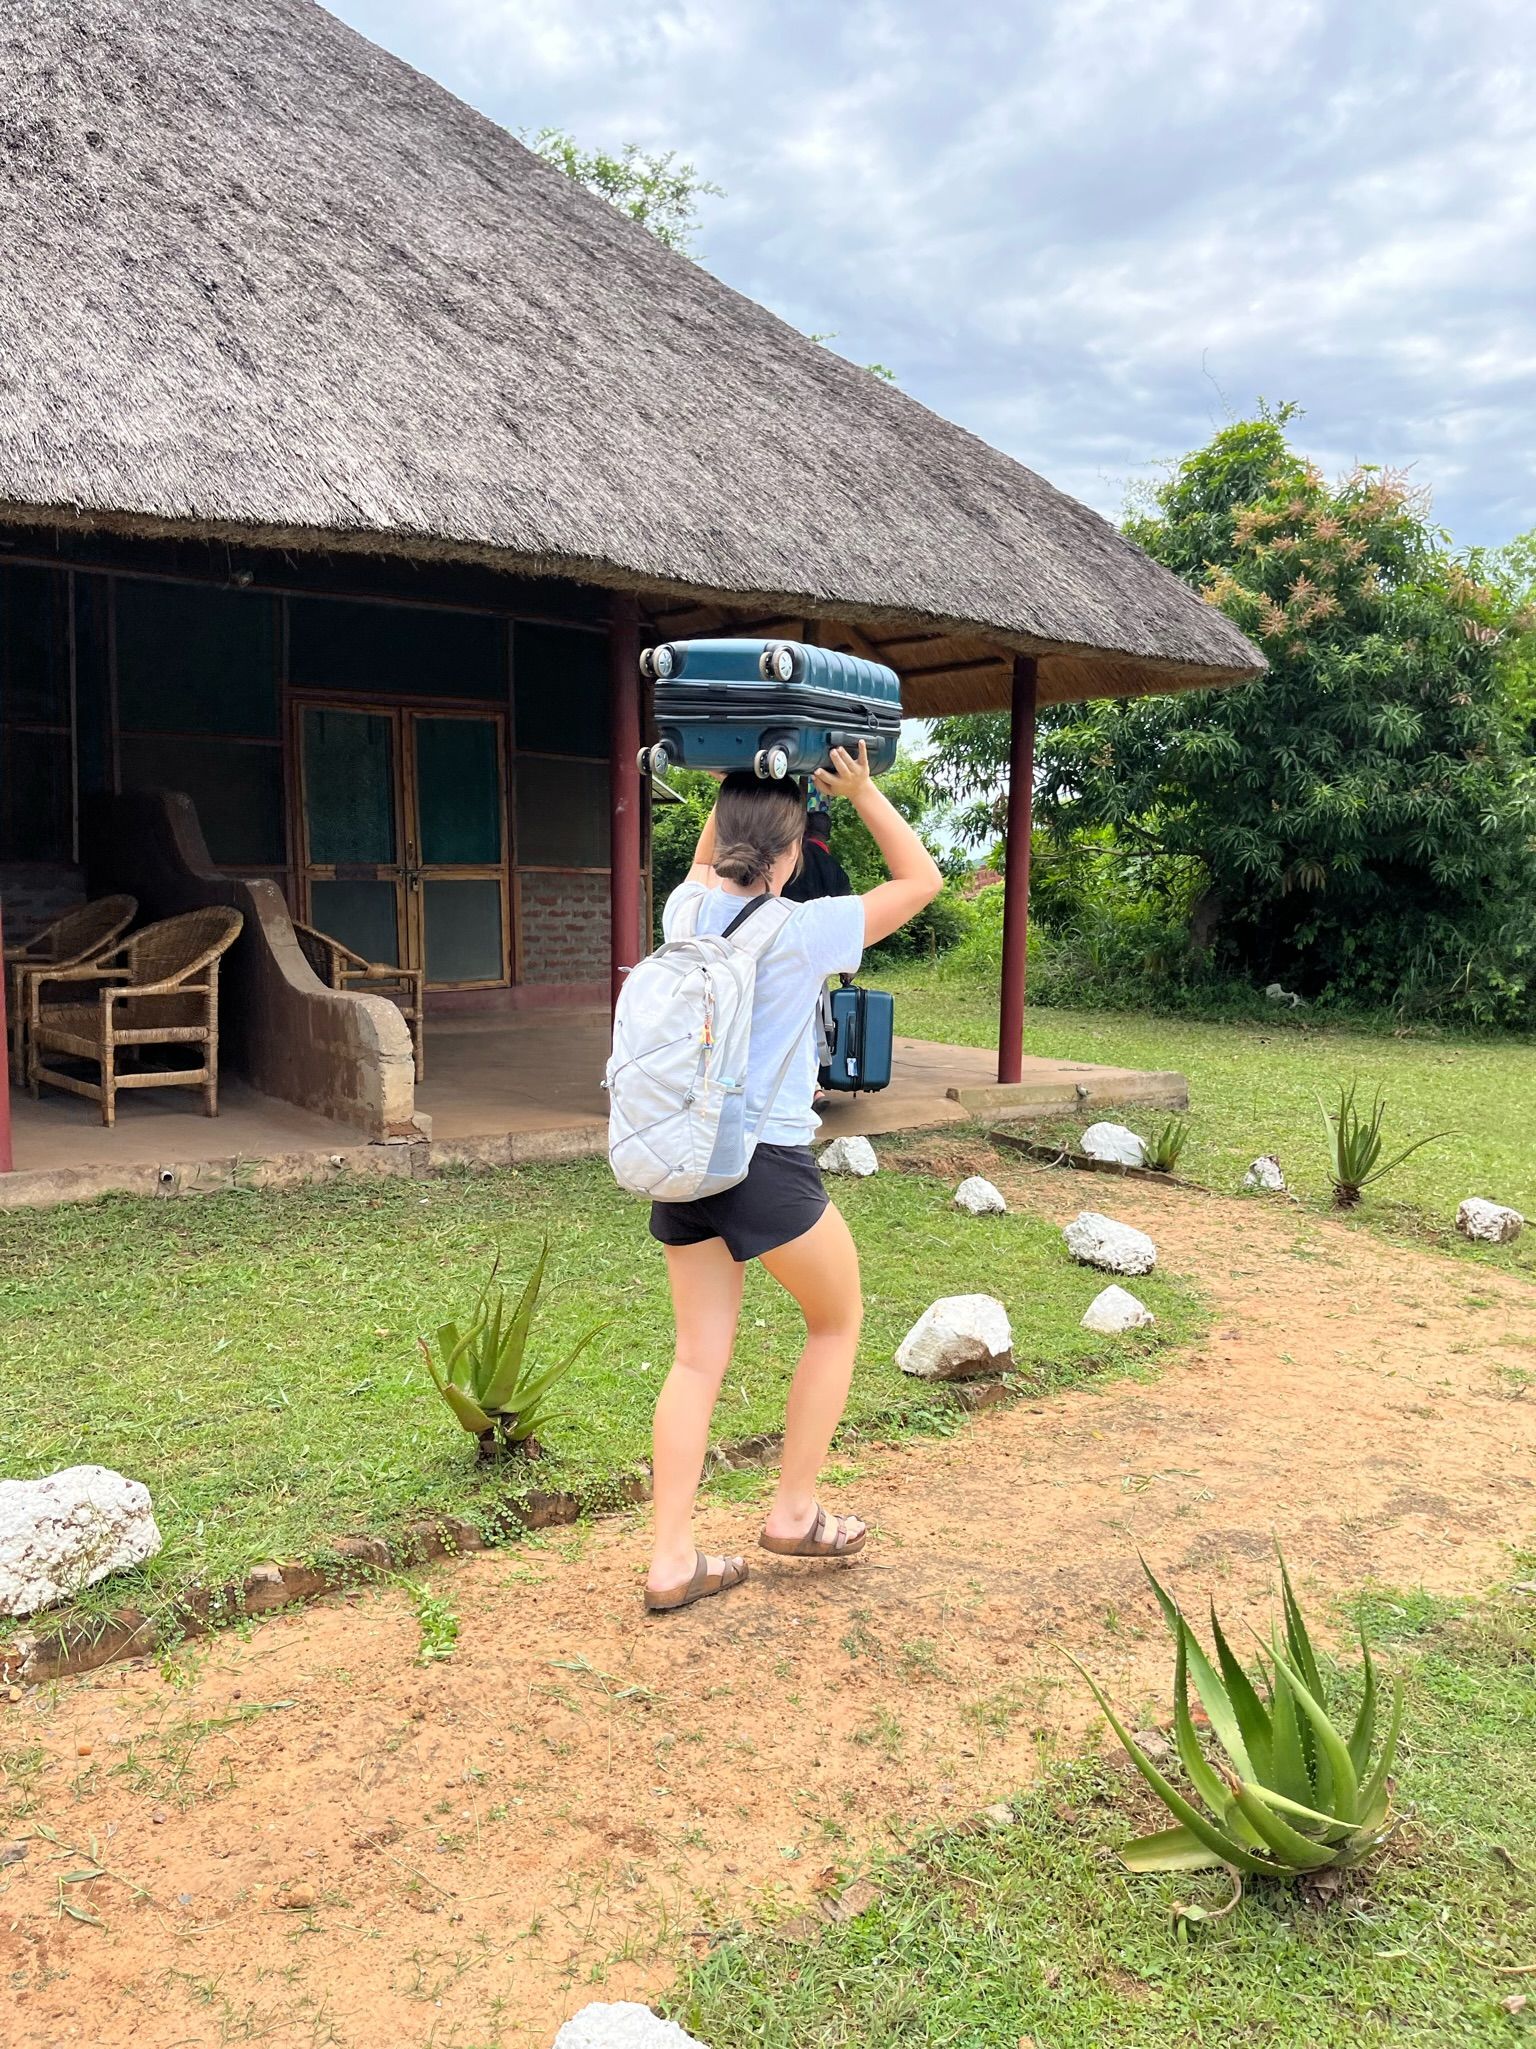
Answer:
[
  {"left": 5, "top": 895, "right": 139, "bottom": 1084},
  {"left": 28, "top": 908, "right": 244, "bottom": 1126},
  {"left": 294, "top": 921, "right": 425, "bottom": 1081}
]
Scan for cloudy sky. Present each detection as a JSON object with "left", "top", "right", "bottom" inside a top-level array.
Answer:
[{"left": 334, "top": 0, "right": 1535, "bottom": 550}]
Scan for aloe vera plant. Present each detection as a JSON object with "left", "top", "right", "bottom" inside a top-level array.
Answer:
[
  {"left": 1319, "top": 1081, "right": 1445, "bottom": 1208},
  {"left": 1072, "top": 1546, "right": 1403, "bottom": 1879},
  {"left": 1142, "top": 1115, "right": 1191, "bottom": 1175},
  {"left": 418, "top": 1242, "right": 600, "bottom": 1458}
]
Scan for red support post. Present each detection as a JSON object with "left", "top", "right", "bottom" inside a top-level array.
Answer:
[
  {"left": 996, "top": 653, "right": 1038, "bottom": 1085},
  {"left": 608, "top": 592, "right": 643, "bottom": 1014},
  {"left": 0, "top": 896, "right": 12, "bottom": 1173}
]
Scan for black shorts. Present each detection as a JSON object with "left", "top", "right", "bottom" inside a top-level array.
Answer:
[{"left": 648, "top": 1143, "right": 828, "bottom": 1263}]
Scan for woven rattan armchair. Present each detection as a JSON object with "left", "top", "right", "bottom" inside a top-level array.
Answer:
[
  {"left": 293, "top": 922, "right": 425, "bottom": 1080},
  {"left": 28, "top": 907, "right": 244, "bottom": 1126},
  {"left": 5, "top": 895, "right": 138, "bottom": 1083}
]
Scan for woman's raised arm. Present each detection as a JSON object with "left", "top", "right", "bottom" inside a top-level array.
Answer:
[{"left": 813, "top": 745, "right": 942, "bottom": 947}]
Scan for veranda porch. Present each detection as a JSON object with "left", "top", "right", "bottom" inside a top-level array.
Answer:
[{"left": 0, "top": 1004, "right": 1186, "bottom": 1212}]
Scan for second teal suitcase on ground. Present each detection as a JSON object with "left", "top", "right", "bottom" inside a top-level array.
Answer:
[{"left": 818, "top": 984, "right": 895, "bottom": 1094}]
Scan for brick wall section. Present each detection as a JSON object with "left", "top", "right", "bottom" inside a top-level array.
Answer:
[
  {"left": 518, "top": 872, "right": 611, "bottom": 983},
  {"left": 0, "top": 864, "right": 86, "bottom": 945}
]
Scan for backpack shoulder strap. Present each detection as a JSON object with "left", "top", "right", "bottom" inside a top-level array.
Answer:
[
  {"left": 667, "top": 885, "right": 708, "bottom": 942},
  {"left": 723, "top": 894, "right": 795, "bottom": 960}
]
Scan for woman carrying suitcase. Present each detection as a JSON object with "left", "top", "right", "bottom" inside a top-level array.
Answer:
[{"left": 644, "top": 743, "right": 942, "bottom": 1612}]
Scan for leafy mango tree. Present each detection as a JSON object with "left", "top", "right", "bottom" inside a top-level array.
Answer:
[{"left": 931, "top": 409, "right": 1536, "bottom": 1027}]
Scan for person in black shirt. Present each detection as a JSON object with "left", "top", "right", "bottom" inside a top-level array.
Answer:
[
  {"left": 782, "top": 806, "right": 851, "bottom": 903},
  {"left": 782, "top": 804, "right": 853, "bottom": 1106}
]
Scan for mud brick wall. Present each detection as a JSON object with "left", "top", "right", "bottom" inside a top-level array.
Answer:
[
  {"left": 0, "top": 863, "right": 86, "bottom": 944},
  {"left": 518, "top": 872, "right": 610, "bottom": 985}
]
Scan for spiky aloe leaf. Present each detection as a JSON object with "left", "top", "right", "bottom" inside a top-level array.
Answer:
[
  {"left": 1241, "top": 1781, "right": 1358, "bottom": 1840},
  {"left": 1169, "top": 1620, "right": 1265, "bottom": 1849},
  {"left": 418, "top": 1338, "right": 493, "bottom": 1436},
  {"left": 1355, "top": 1674, "right": 1405, "bottom": 1827},
  {"left": 1142, "top": 1560, "right": 1256, "bottom": 1779},
  {"left": 1277, "top": 1544, "right": 1327, "bottom": 1707},
  {"left": 1348, "top": 1632, "right": 1379, "bottom": 1781},
  {"left": 1119, "top": 1825, "right": 1229, "bottom": 1874},
  {"left": 474, "top": 1284, "right": 507, "bottom": 1406},
  {"left": 1066, "top": 1654, "right": 1270, "bottom": 1876},
  {"left": 1268, "top": 1660, "right": 1316, "bottom": 1809},
  {"left": 1209, "top": 1602, "right": 1274, "bottom": 1782},
  {"left": 480, "top": 1240, "right": 549, "bottom": 1413},
  {"left": 1226, "top": 1780, "right": 1341, "bottom": 1872},
  {"left": 494, "top": 1325, "right": 606, "bottom": 1441},
  {"left": 1268, "top": 1641, "right": 1361, "bottom": 1820}
]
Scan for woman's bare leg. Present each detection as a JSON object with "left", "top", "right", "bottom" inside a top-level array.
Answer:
[
  {"left": 647, "top": 1237, "right": 747, "bottom": 1594},
  {"left": 758, "top": 1204, "right": 866, "bottom": 1547}
]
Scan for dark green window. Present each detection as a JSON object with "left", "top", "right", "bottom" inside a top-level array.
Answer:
[
  {"left": 514, "top": 623, "right": 608, "bottom": 755},
  {"left": 114, "top": 577, "right": 279, "bottom": 736},
  {"left": 290, "top": 597, "right": 505, "bottom": 700},
  {"left": 416, "top": 716, "right": 502, "bottom": 865},
  {"left": 515, "top": 756, "right": 609, "bottom": 867},
  {"left": 118, "top": 734, "right": 285, "bottom": 868},
  {"left": 0, "top": 566, "right": 73, "bottom": 861}
]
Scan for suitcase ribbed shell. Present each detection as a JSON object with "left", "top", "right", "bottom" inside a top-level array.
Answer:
[{"left": 645, "top": 638, "right": 903, "bottom": 778}]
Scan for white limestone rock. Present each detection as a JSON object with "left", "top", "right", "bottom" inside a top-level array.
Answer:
[
  {"left": 1081, "top": 1284, "right": 1156, "bottom": 1334},
  {"left": 553, "top": 2004, "right": 709, "bottom": 2049},
  {"left": 1063, "top": 1211, "right": 1158, "bottom": 1276},
  {"left": 953, "top": 1175, "right": 1008, "bottom": 1215},
  {"left": 897, "top": 1295, "right": 1014, "bottom": 1381},
  {"left": 1079, "top": 1121, "right": 1146, "bottom": 1167},
  {"left": 1456, "top": 1197, "right": 1525, "bottom": 1245},
  {"left": 0, "top": 1466, "right": 162, "bottom": 1619},
  {"left": 1244, "top": 1154, "right": 1286, "bottom": 1191},
  {"left": 818, "top": 1135, "right": 878, "bottom": 1177}
]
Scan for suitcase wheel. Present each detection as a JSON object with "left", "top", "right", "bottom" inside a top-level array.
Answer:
[
  {"left": 647, "top": 644, "right": 676, "bottom": 679},
  {"left": 754, "top": 743, "right": 790, "bottom": 781},
  {"left": 638, "top": 742, "right": 671, "bottom": 776},
  {"left": 758, "top": 644, "right": 798, "bottom": 684}
]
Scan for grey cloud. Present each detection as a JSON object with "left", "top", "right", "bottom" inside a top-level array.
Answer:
[{"left": 333, "top": 0, "right": 1536, "bottom": 546}]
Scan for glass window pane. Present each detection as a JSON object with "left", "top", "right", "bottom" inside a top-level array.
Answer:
[
  {"left": 302, "top": 709, "right": 396, "bottom": 865},
  {"left": 423, "top": 879, "right": 504, "bottom": 983},
  {"left": 117, "top": 734, "right": 284, "bottom": 867},
  {"left": 0, "top": 727, "right": 72, "bottom": 862},
  {"left": 515, "top": 756, "right": 609, "bottom": 866},
  {"left": 514, "top": 624, "right": 607, "bottom": 755},
  {"left": 289, "top": 597, "right": 504, "bottom": 700},
  {"left": 115, "top": 578, "right": 278, "bottom": 736},
  {"left": 415, "top": 717, "right": 502, "bottom": 865},
  {"left": 0, "top": 565, "right": 70, "bottom": 723},
  {"left": 308, "top": 880, "right": 401, "bottom": 966}
]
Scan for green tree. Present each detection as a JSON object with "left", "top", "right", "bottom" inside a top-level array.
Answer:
[
  {"left": 523, "top": 128, "right": 721, "bottom": 253},
  {"left": 649, "top": 769, "right": 715, "bottom": 939},
  {"left": 1476, "top": 527, "right": 1536, "bottom": 745},
  {"left": 1032, "top": 411, "right": 1536, "bottom": 1022}
]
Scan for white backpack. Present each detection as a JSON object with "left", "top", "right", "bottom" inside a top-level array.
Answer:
[{"left": 605, "top": 892, "right": 798, "bottom": 1202}]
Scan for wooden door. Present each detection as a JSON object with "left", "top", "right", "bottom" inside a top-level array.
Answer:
[
  {"left": 405, "top": 709, "right": 510, "bottom": 988},
  {"left": 297, "top": 703, "right": 408, "bottom": 967}
]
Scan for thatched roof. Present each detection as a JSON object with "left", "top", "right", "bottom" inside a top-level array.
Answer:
[{"left": 0, "top": 0, "right": 1262, "bottom": 714}]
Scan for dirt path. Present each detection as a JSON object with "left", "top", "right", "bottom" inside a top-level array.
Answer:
[{"left": 4, "top": 1168, "right": 1534, "bottom": 2049}]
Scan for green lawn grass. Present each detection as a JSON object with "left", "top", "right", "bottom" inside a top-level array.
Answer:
[
  {"left": 0, "top": 1155, "right": 1200, "bottom": 1629},
  {"left": 675, "top": 1572, "right": 1536, "bottom": 2048},
  {"left": 884, "top": 966, "right": 1536, "bottom": 1270}
]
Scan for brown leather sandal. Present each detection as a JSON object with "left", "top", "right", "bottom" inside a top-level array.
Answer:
[
  {"left": 643, "top": 1551, "right": 749, "bottom": 1614},
  {"left": 758, "top": 1504, "right": 868, "bottom": 1559}
]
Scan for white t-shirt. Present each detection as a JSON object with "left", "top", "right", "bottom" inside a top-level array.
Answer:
[{"left": 662, "top": 882, "right": 865, "bottom": 1147}]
